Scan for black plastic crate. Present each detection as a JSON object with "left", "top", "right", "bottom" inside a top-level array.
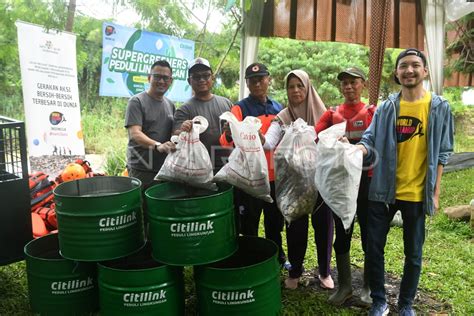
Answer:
[{"left": 0, "top": 116, "right": 32, "bottom": 265}]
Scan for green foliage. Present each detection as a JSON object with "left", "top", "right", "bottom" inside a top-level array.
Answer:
[
  {"left": 225, "top": 0, "right": 237, "bottom": 12},
  {"left": 379, "top": 48, "right": 403, "bottom": 100},
  {"left": 453, "top": 128, "right": 474, "bottom": 153},
  {"left": 258, "top": 38, "right": 403, "bottom": 107},
  {"left": 81, "top": 98, "right": 128, "bottom": 154},
  {"left": 213, "top": 81, "right": 239, "bottom": 103},
  {"left": 80, "top": 97, "right": 127, "bottom": 177},
  {"left": 442, "top": 87, "right": 474, "bottom": 152},
  {"left": 102, "top": 145, "right": 127, "bottom": 176},
  {"left": 443, "top": 87, "right": 470, "bottom": 115},
  {"left": 445, "top": 12, "right": 474, "bottom": 76},
  {"left": 207, "top": 23, "right": 242, "bottom": 87},
  {"left": 0, "top": 94, "right": 24, "bottom": 121},
  {"left": 74, "top": 16, "right": 104, "bottom": 103},
  {"left": 127, "top": 0, "right": 197, "bottom": 37}
]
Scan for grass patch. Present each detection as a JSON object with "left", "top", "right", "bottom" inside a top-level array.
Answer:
[
  {"left": 1, "top": 170, "right": 472, "bottom": 315},
  {"left": 0, "top": 261, "right": 30, "bottom": 314},
  {"left": 377, "top": 169, "right": 474, "bottom": 315},
  {"left": 454, "top": 129, "right": 474, "bottom": 153},
  {"left": 81, "top": 98, "right": 128, "bottom": 175},
  {"left": 81, "top": 99, "right": 128, "bottom": 155},
  {"left": 102, "top": 145, "right": 127, "bottom": 176},
  {"left": 453, "top": 107, "right": 474, "bottom": 152}
]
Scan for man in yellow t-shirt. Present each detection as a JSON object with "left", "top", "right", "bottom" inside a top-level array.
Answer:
[
  {"left": 356, "top": 48, "right": 454, "bottom": 316},
  {"left": 396, "top": 90, "right": 431, "bottom": 202}
]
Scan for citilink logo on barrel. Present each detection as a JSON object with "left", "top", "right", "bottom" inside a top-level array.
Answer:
[
  {"left": 212, "top": 289, "right": 256, "bottom": 305},
  {"left": 50, "top": 277, "right": 94, "bottom": 295},
  {"left": 123, "top": 290, "right": 167, "bottom": 307},
  {"left": 99, "top": 211, "right": 137, "bottom": 232},
  {"left": 170, "top": 220, "right": 215, "bottom": 237}
]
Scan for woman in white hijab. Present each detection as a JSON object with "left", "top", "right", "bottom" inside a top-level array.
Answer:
[{"left": 263, "top": 69, "right": 334, "bottom": 290}]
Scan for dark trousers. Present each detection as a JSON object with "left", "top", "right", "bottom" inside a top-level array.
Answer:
[
  {"left": 128, "top": 167, "right": 157, "bottom": 189},
  {"left": 128, "top": 168, "right": 158, "bottom": 215},
  {"left": 286, "top": 196, "right": 334, "bottom": 278},
  {"left": 333, "top": 171, "right": 370, "bottom": 255},
  {"left": 236, "top": 182, "right": 286, "bottom": 264},
  {"left": 128, "top": 167, "right": 160, "bottom": 236},
  {"left": 367, "top": 200, "right": 425, "bottom": 307}
]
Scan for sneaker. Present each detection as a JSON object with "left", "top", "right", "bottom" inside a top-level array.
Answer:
[
  {"left": 318, "top": 274, "right": 334, "bottom": 289},
  {"left": 399, "top": 305, "right": 416, "bottom": 316},
  {"left": 368, "top": 302, "right": 389, "bottom": 316}
]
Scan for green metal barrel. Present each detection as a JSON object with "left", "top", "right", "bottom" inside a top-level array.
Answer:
[
  {"left": 98, "top": 243, "right": 184, "bottom": 315},
  {"left": 145, "top": 182, "right": 237, "bottom": 266},
  {"left": 194, "top": 236, "right": 282, "bottom": 316},
  {"left": 54, "top": 176, "right": 145, "bottom": 261},
  {"left": 24, "top": 233, "right": 98, "bottom": 315}
]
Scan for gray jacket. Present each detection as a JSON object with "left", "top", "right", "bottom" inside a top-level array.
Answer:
[{"left": 359, "top": 92, "right": 454, "bottom": 215}]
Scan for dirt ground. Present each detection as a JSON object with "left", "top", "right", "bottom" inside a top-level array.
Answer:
[{"left": 299, "top": 266, "right": 452, "bottom": 315}]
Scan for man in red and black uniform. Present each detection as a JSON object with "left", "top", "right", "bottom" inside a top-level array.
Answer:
[
  {"left": 316, "top": 67, "right": 375, "bottom": 306},
  {"left": 220, "top": 62, "right": 287, "bottom": 267}
]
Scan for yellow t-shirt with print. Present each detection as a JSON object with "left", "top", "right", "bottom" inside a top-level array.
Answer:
[{"left": 396, "top": 91, "right": 431, "bottom": 202}]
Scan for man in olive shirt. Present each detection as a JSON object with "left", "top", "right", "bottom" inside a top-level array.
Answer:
[{"left": 173, "top": 57, "right": 232, "bottom": 172}]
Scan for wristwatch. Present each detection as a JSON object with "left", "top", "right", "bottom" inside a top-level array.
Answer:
[{"left": 154, "top": 142, "right": 162, "bottom": 151}]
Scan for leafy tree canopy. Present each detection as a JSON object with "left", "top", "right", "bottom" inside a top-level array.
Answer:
[{"left": 0, "top": 0, "right": 467, "bottom": 115}]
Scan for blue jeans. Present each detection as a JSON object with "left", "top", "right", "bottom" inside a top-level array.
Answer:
[{"left": 367, "top": 200, "right": 425, "bottom": 307}]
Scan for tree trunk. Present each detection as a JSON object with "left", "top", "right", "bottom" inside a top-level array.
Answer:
[{"left": 65, "top": 0, "right": 76, "bottom": 32}]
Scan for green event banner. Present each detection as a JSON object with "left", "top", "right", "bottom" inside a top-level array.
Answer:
[{"left": 99, "top": 22, "right": 194, "bottom": 102}]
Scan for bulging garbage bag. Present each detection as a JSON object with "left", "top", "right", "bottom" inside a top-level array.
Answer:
[
  {"left": 274, "top": 118, "right": 318, "bottom": 223},
  {"left": 314, "top": 122, "right": 363, "bottom": 230},
  {"left": 156, "top": 116, "right": 217, "bottom": 190},
  {"left": 214, "top": 112, "right": 272, "bottom": 202}
]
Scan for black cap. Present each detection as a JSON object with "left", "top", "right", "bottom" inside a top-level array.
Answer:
[
  {"left": 337, "top": 67, "right": 366, "bottom": 81},
  {"left": 245, "top": 63, "right": 270, "bottom": 79},
  {"left": 394, "top": 48, "right": 427, "bottom": 84}
]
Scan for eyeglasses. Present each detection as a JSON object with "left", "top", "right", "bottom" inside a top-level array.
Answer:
[
  {"left": 190, "top": 74, "right": 212, "bottom": 81},
  {"left": 150, "top": 74, "right": 172, "bottom": 82}
]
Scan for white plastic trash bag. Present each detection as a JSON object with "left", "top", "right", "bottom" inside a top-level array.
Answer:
[
  {"left": 156, "top": 116, "right": 217, "bottom": 191},
  {"left": 274, "top": 118, "right": 318, "bottom": 223},
  {"left": 314, "top": 122, "right": 363, "bottom": 230},
  {"left": 214, "top": 112, "right": 272, "bottom": 202}
]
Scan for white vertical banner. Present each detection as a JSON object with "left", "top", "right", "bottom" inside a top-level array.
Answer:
[{"left": 16, "top": 21, "right": 85, "bottom": 157}]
